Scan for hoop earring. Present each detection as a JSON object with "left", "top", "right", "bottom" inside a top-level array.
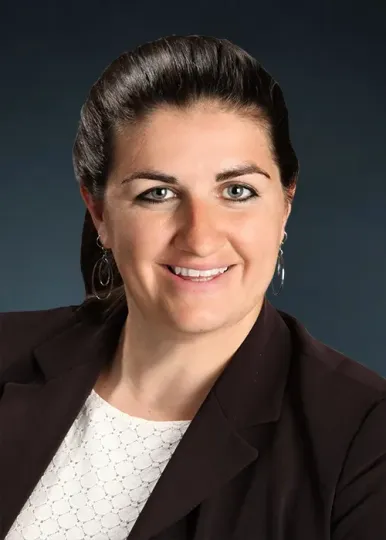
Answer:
[
  {"left": 271, "top": 231, "right": 287, "bottom": 296},
  {"left": 91, "top": 235, "right": 114, "bottom": 300}
]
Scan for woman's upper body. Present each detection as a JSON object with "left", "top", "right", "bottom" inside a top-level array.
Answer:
[
  {"left": 1, "top": 300, "right": 386, "bottom": 539},
  {"left": 3, "top": 34, "right": 386, "bottom": 539}
]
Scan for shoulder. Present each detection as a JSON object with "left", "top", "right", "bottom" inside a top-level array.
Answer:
[
  {"left": 278, "top": 310, "right": 386, "bottom": 508},
  {"left": 0, "top": 306, "right": 78, "bottom": 374},
  {"left": 0, "top": 305, "right": 78, "bottom": 339},
  {"left": 280, "top": 309, "right": 386, "bottom": 403},
  {"left": 279, "top": 309, "right": 386, "bottom": 481}
]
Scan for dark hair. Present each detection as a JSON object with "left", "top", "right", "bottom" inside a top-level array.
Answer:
[
  {"left": 80, "top": 209, "right": 95, "bottom": 297},
  {"left": 73, "top": 34, "right": 299, "bottom": 320}
]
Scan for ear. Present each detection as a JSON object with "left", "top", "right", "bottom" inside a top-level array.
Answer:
[
  {"left": 79, "top": 185, "right": 110, "bottom": 248},
  {"left": 281, "top": 184, "right": 296, "bottom": 241},
  {"left": 287, "top": 182, "right": 296, "bottom": 204}
]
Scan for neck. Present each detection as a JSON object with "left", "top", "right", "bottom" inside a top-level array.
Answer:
[{"left": 96, "top": 300, "right": 263, "bottom": 420}]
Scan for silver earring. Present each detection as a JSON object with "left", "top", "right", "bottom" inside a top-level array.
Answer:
[
  {"left": 91, "top": 235, "right": 114, "bottom": 300},
  {"left": 271, "top": 231, "right": 287, "bottom": 296}
]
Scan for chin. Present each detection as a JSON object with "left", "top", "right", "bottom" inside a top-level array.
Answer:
[{"left": 163, "top": 305, "right": 258, "bottom": 337}]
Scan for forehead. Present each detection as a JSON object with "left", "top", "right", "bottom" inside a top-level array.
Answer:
[{"left": 112, "top": 103, "right": 276, "bottom": 176}]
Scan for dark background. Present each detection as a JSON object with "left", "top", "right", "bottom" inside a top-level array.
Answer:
[{"left": 1, "top": 1, "right": 385, "bottom": 374}]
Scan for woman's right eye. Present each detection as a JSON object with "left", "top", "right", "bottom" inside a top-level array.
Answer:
[{"left": 137, "top": 187, "right": 177, "bottom": 204}]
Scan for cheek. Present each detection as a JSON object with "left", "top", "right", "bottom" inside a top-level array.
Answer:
[
  {"left": 232, "top": 207, "right": 283, "bottom": 267},
  {"left": 107, "top": 211, "right": 168, "bottom": 265},
  {"left": 240, "top": 230, "right": 279, "bottom": 267}
]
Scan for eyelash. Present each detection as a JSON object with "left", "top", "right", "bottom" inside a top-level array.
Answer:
[{"left": 136, "top": 184, "right": 259, "bottom": 205}]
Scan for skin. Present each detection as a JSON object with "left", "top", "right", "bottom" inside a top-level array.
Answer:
[{"left": 81, "top": 101, "right": 294, "bottom": 420}]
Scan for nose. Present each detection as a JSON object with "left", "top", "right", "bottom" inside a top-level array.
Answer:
[{"left": 172, "top": 198, "right": 227, "bottom": 257}]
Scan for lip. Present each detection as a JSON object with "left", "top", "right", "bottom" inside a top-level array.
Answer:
[
  {"left": 162, "top": 264, "right": 233, "bottom": 271},
  {"left": 160, "top": 264, "right": 234, "bottom": 291}
]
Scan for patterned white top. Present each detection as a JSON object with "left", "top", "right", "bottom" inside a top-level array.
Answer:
[{"left": 6, "top": 389, "right": 191, "bottom": 540}]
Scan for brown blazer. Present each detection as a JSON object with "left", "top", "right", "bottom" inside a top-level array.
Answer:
[{"left": 1, "top": 300, "right": 386, "bottom": 540}]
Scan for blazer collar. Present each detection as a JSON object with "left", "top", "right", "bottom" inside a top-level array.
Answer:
[
  {"left": 0, "top": 298, "right": 292, "bottom": 540},
  {"left": 33, "top": 306, "right": 126, "bottom": 380}
]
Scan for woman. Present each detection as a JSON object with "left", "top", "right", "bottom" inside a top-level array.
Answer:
[{"left": 1, "top": 35, "right": 385, "bottom": 540}]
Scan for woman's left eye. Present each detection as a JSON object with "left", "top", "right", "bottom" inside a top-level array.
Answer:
[{"left": 222, "top": 184, "right": 257, "bottom": 202}]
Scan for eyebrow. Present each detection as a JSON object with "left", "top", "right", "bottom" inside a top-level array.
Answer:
[{"left": 121, "top": 163, "right": 271, "bottom": 185}]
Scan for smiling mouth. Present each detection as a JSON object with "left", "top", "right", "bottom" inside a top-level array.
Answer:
[{"left": 165, "top": 265, "right": 232, "bottom": 282}]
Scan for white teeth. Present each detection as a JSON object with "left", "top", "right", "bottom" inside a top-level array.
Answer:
[{"left": 171, "top": 266, "right": 228, "bottom": 278}]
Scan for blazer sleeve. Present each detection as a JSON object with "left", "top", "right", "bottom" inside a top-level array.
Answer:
[{"left": 331, "top": 396, "right": 386, "bottom": 539}]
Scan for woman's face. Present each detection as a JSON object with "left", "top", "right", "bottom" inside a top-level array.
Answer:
[{"left": 83, "top": 103, "right": 293, "bottom": 335}]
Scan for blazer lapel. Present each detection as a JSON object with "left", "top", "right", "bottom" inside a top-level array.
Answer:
[
  {"left": 127, "top": 391, "right": 258, "bottom": 540},
  {"left": 0, "top": 310, "right": 123, "bottom": 538}
]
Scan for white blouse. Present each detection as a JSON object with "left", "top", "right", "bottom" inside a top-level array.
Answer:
[{"left": 7, "top": 389, "right": 191, "bottom": 540}]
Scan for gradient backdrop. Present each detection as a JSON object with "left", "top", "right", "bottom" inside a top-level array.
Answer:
[{"left": 1, "top": 1, "right": 385, "bottom": 375}]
